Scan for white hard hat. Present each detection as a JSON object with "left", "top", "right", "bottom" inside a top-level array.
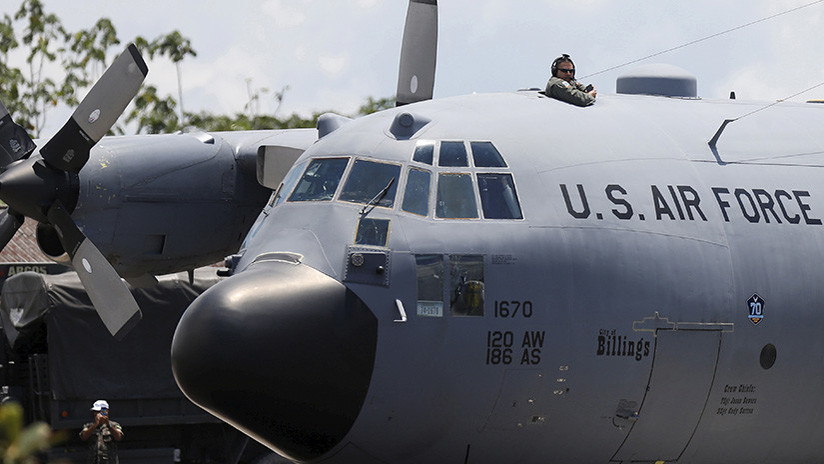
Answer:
[{"left": 90, "top": 400, "right": 109, "bottom": 411}]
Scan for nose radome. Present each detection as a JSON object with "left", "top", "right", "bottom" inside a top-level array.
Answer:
[{"left": 171, "top": 258, "right": 378, "bottom": 462}]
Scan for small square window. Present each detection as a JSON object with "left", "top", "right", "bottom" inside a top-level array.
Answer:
[
  {"left": 355, "top": 218, "right": 390, "bottom": 246},
  {"left": 413, "top": 142, "right": 435, "bottom": 165},
  {"left": 439, "top": 141, "right": 468, "bottom": 167}
]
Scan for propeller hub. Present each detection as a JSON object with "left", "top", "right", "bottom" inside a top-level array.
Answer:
[
  {"left": 0, "top": 157, "right": 78, "bottom": 222},
  {"left": 171, "top": 259, "right": 378, "bottom": 462}
]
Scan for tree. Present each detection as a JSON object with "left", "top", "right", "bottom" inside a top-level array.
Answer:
[
  {"left": 13, "top": 0, "right": 66, "bottom": 137},
  {"left": 184, "top": 93, "right": 395, "bottom": 133},
  {"left": 0, "top": 14, "right": 24, "bottom": 118},
  {"left": 139, "top": 31, "right": 197, "bottom": 125},
  {"left": 1, "top": 1, "right": 393, "bottom": 137},
  {"left": 64, "top": 18, "right": 120, "bottom": 86},
  {"left": 358, "top": 96, "right": 395, "bottom": 115},
  {"left": 125, "top": 85, "right": 180, "bottom": 134}
]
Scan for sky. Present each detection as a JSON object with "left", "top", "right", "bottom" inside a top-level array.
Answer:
[{"left": 3, "top": 0, "right": 824, "bottom": 136}]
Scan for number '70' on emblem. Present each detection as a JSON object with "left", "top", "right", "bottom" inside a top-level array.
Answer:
[{"left": 748, "top": 294, "right": 764, "bottom": 325}]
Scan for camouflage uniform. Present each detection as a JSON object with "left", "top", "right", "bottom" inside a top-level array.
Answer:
[
  {"left": 546, "top": 76, "right": 595, "bottom": 107},
  {"left": 80, "top": 421, "right": 123, "bottom": 464}
]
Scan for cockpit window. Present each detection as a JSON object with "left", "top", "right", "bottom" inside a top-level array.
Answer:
[
  {"left": 436, "top": 173, "right": 478, "bottom": 219},
  {"left": 471, "top": 142, "right": 507, "bottom": 167},
  {"left": 477, "top": 173, "right": 523, "bottom": 219},
  {"left": 438, "top": 141, "right": 468, "bottom": 167},
  {"left": 339, "top": 159, "right": 401, "bottom": 208},
  {"left": 402, "top": 168, "right": 431, "bottom": 216},
  {"left": 413, "top": 142, "right": 435, "bottom": 165},
  {"left": 288, "top": 158, "right": 349, "bottom": 202},
  {"left": 400, "top": 140, "right": 523, "bottom": 220},
  {"left": 271, "top": 160, "right": 308, "bottom": 207}
]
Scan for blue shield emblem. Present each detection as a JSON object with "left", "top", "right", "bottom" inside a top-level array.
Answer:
[{"left": 748, "top": 294, "right": 764, "bottom": 325}]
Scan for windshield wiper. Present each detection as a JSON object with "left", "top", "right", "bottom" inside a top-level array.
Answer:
[{"left": 360, "top": 177, "right": 395, "bottom": 215}]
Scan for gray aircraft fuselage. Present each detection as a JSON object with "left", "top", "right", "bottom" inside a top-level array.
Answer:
[{"left": 171, "top": 90, "right": 824, "bottom": 464}]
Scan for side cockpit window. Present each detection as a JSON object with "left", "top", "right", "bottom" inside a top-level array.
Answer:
[
  {"left": 436, "top": 173, "right": 478, "bottom": 219},
  {"left": 477, "top": 173, "right": 523, "bottom": 219},
  {"left": 450, "top": 255, "right": 484, "bottom": 316},
  {"left": 402, "top": 168, "right": 431, "bottom": 216},
  {"left": 414, "top": 254, "right": 485, "bottom": 318},
  {"left": 339, "top": 160, "right": 401, "bottom": 208},
  {"left": 415, "top": 254, "right": 444, "bottom": 317},
  {"left": 288, "top": 158, "right": 349, "bottom": 202}
]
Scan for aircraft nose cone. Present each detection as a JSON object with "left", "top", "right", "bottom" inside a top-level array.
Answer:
[{"left": 171, "top": 257, "right": 378, "bottom": 462}]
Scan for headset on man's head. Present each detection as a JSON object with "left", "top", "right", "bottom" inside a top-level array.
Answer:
[{"left": 551, "top": 54, "right": 574, "bottom": 78}]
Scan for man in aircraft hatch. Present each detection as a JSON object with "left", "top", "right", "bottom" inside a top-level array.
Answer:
[{"left": 545, "top": 53, "right": 597, "bottom": 106}]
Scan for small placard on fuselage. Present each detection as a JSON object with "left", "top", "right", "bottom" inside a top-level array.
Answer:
[{"left": 417, "top": 301, "right": 443, "bottom": 317}]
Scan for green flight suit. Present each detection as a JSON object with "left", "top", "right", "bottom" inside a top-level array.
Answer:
[{"left": 546, "top": 76, "right": 595, "bottom": 107}]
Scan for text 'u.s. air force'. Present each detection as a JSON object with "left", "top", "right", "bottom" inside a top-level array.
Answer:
[{"left": 560, "top": 184, "right": 821, "bottom": 225}]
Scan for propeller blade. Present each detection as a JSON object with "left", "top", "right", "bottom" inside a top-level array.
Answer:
[
  {"left": 40, "top": 43, "right": 148, "bottom": 173},
  {"left": 0, "top": 209, "right": 23, "bottom": 250},
  {"left": 0, "top": 99, "right": 36, "bottom": 168},
  {"left": 47, "top": 201, "right": 142, "bottom": 339},
  {"left": 396, "top": 0, "right": 438, "bottom": 106}
]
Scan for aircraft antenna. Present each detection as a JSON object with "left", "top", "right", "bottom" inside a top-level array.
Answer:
[
  {"left": 736, "top": 81, "right": 824, "bottom": 121},
  {"left": 708, "top": 80, "right": 824, "bottom": 163},
  {"left": 580, "top": 0, "right": 824, "bottom": 80}
]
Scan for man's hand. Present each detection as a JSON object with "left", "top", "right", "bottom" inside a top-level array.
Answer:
[{"left": 94, "top": 412, "right": 109, "bottom": 427}]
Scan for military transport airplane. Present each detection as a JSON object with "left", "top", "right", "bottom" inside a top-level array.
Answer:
[{"left": 3, "top": 0, "right": 824, "bottom": 462}]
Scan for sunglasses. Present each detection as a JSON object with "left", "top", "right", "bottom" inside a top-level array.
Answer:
[{"left": 558, "top": 68, "right": 575, "bottom": 74}]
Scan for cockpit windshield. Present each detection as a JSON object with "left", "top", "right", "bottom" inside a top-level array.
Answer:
[
  {"left": 288, "top": 158, "right": 349, "bottom": 202},
  {"left": 339, "top": 160, "right": 401, "bottom": 208},
  {"left": 271, "top": 160, "right": 308, "bottom": 207}
]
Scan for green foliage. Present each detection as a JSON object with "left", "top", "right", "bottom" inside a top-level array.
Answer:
[
  {"left": 0, "top": 13, "right": 24, "bottom": 118},
  {"left": 183, "top": 95, "right": 395, "bottom": 134},
  {"left": 186, "top": 111, "right": 321, "bottom": 132},
  {"left": 0, "top": 402, "right": 63, "bottom": 464},
  {"left": 13, "top": 0, "right": 66, "bottom": 136},
  {"left": 358, "top": 96, "right": 395, "bottom": 115},
  {"left": 125, "top": 85, "right": 180, "bottom": 134},
  {"left": 140, "top": 30, "right": 196, "bottom": 64},
  {"left": 65, "top": 18, "right": 120, "bottom": 86},
  {"left": 135, "top": 30, "right": 197, "bottom": 125}
]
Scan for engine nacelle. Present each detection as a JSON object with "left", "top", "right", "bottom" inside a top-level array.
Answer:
[{"left": 69, "top": 131, "right": 270, "bottom": 277}]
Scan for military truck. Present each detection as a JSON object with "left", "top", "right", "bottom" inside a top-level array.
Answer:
[{"left": 0, "top": 266, "right": 281, "bottom": 464}]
